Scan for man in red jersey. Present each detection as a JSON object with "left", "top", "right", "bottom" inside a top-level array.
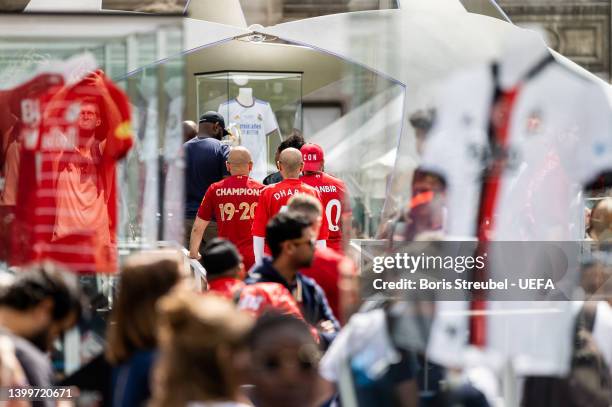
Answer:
[
  {"left": 200, "top": 238, "right": 245, "bottom": 300},
  {"left": 251, "top": 147, "right": 328, "bottom": 265},
  {"left": 300, "top": 143, "right": 351, "bottom": 253},
  {"left": 288, "top": 193, "right": 355, "bottom": 323},
  {"left": 189, "top": 146, "right": 264, "bottom": 270}
]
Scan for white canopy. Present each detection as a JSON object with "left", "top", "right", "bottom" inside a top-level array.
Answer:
[{"left": 260, "top": 5, "right": 525, "bottom": 89}]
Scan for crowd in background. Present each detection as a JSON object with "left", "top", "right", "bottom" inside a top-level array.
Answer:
[{"left": 0, "top": 108, "right": 609, "bottom": 407}]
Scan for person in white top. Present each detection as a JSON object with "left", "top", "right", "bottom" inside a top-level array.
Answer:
[{"left": 219, "top": 89, "right": 281, "bottom": 182}]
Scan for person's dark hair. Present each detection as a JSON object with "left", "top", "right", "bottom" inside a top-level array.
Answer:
[
  {"left": 0, "top": 262, "right": 82, "bottom": 322},
  {"left": 248, "top": 312, "right": 313, "bottom": 349},
  {"left": 409, "top": 109, "right": 436, "bottom": 132},
  {"left": 200, "top": 238, "right": 241, "bottom": 277},
  {"left": 106, "top": 251, "right": 183, "bottom": 365},
  {"left": 278, "top": 134, "right": 305, "bottom": 154},
  {"left": 266, "top": 212, "right": 312, "bottom": 259}
]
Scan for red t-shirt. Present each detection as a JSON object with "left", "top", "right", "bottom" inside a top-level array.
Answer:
[
  {"left": 251, "top": 178, "right": 329, "bottom": 241},
  {"left": 11, "top": 65, "right": 133, "bottom": 274},
  {"left": 300, "top": 246, "right": 350, "bottom": 321},
  {"left": 197, "top": 175, "right": 264, "bottom": 270},
  {"left": 208, "top": 276, "right": 245, "bottom": 300},
  {"left": 301, "top": 171, "right": 351, "bottom": 253}
]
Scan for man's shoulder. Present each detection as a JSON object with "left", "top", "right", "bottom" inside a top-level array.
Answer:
[
  {"left": 322, "top": 172, "right": 347, "bottom": 189},
  {"left": 297, "top": 272, "right": 325, "bottom": 292},
  {"left": 247, "top": 178, "right": 265, "bottom": 189}
]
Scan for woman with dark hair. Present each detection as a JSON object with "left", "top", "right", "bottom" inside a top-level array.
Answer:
[
  {"left": 150, "top": 292, "right": 253, "bottom": 407},
  {"left": 105, "top": 250, "right": 186, "bottom": 407}
]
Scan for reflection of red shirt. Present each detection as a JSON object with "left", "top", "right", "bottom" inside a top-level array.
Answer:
[
  {"left": 11, "top": 66, "right": 133, "bottom": 274},
  {"left": 197, "top": 175, "right": 264, "bottom": 270},
  {"left": 300, "top": 246, "right": 347, "bottom": 321},
  {"left": 208, "top": 277, "right": 245, "bottom": 300},
  {"left": 252, "top": 178, "right": 329, "bottom": 241},
  {"left": 301, "top": 172, "right": 351, "bottom": 253}
]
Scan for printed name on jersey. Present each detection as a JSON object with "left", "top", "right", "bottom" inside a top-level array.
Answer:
[
  {"left": 273, "top": 188, "right": 303, "bottom": 201},
  {"left": 215, "top": 187, "right": 262, "bottom": 197},
  {"left": 313, "top": 185, "right": 337, "bottom": 194}
]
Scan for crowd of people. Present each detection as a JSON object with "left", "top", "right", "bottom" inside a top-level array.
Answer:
[{"left": 0, "top": 106, "right": 610, "bottom": 407}]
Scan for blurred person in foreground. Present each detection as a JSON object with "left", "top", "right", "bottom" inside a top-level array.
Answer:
[
  {"left": 246, "top": 212, "right": 339, "bottom": 347},
  {"left": 588, "top": 197, "right": 612, "bottom": 242},
  {"left": 150, "top": 292, "right": 253, "bottom": 407},
  {"left": 287, "top": 193, "right": 355, "bottom": 323},
  {"left": 248, "top": 312, "right": 331, "bottom": 407},
  {"left": 184, "top": 111, "right": 230, "bottom": 249},
  {"left": 262, "top": 134, "right": 305, "bottom": 186},
  {"left": 0, "top": 262, "right": 82, "bottom": 392},
  {"left": 189, "top": 147, "right": 264, "bottom": 270},
  {"left": 106, "top": 251, "right": 187, "bottom": 407},
  {"left": 200, "top": 238, "right": 245, "bottom": 300},
  {"left": 523, "top": 254, "right": 612, "bottom": 407},
  {"left": 300, "top": 143, "right": 352, "bottom": 254}
]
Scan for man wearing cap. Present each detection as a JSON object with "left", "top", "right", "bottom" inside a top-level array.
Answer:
[
  {"left": 300, "top": 143, "right": 352, "bottom": 253},
  {"left": 189, "top": 147, "right": 264, "bottom": 270},
  {"left": 184, "top": 111, "right": 230, "bottom": 249},
  {"left": 199, "top": 238, "right": 246, "bottom": 300}
]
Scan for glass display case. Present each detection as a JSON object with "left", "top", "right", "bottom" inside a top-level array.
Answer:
[{"left": 196, "top": 71, "right": 302, "bottom": 181}]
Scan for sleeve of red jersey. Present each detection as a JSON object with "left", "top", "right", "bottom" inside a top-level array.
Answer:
[
  {"left": 96, "top": 71, "right": 133, "bottom": 160},
  {"left": 252, "top": 189, "right": 269, "bottom": 237},
  {"left": 196, "top": 184, "right": 216, "bottom": 221}
]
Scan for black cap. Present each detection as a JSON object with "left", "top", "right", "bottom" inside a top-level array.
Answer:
[
  {"left": 200, "top": 238, "right": 241, "bottom": 276},
  {"left": 199, "top": 111, "right": 229, "bottom": 136}
]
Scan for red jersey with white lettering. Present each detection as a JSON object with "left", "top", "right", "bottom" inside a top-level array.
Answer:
[
  {"left": 251, "top": 178, "right": 329, "bottom": 241},
  {"left": 197, "top": 175, "right": 264, "bottom": 270},
  {"left": 208, "top": 276, "right": 245, "bottom": 300},
  {"left": 237, "top": 282, "right": 319, "bottom": 341},
  {"left": 9, "top": 57, "right": 133, "bottom": 274},
  {"left": 301, "top": 171, "right": 351, "bottom": 253}
]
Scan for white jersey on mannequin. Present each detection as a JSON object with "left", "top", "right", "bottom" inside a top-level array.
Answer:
[{"left": 218, "top": 96, "right": 280, "bottom": 182}]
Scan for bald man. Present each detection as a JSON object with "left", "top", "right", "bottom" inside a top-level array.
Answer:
[
  {"left": 190, "top": 146, "right": 264, "bottom": 270},
  {"left": 182, "top": 120, "right": 197, "bottom": 143},
  {"left": 251, "top": 148, "right": 329, "bottom": 265}
]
